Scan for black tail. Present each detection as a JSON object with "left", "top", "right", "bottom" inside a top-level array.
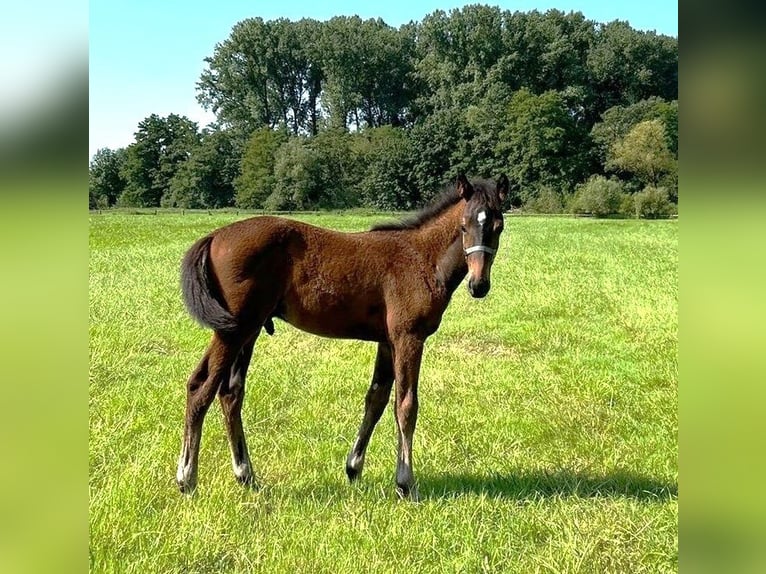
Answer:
[{"left": 180, "top": 235, "right": 239, "bottom": 333}]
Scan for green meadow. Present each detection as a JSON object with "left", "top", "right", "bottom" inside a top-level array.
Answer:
[{"left": 89, "top": 212, "right": 677, "bottom": 573}]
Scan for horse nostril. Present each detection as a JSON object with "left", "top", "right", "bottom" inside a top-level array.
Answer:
[{"left": 471, "top": 280, "right": 490, "bottom": 298}]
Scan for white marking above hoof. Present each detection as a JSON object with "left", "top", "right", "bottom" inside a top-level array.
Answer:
[{"left": 233, "top": 463, "right": 253, "bottom": 484}]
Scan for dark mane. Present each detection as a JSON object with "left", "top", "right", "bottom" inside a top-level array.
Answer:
[{"left": 370, "top": 179, "right": 500, "bottom": 232}]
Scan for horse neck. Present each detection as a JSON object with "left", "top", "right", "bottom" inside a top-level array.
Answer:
[{"left": 413, "top": 201, "right": 467, "bottom": 294}]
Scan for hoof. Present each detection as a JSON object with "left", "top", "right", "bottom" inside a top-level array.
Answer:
[
  {"left": 396, "top": 482, "right": 420, "bottom": 502},
  {"left": 176, "top": 476, "right": 197, "bottom": 494},
  {"left": 345, "top": 453, "right": 365, "bottom": 482},
  {"left": 346, "top": 464, "right": 361, "bottom": 482},
  {"left": 235, "top": 470, "right": 259, "bottom": 490},
  {"left": 233, "top": 463, "right": 254, "bottom": 486},
  {"left": 236, "top": 473, "right": 254, "bottom": 486}
]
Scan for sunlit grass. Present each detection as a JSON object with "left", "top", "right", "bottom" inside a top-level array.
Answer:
[{"left": 89, "top": 212, "right": 677, "bottom": 573}]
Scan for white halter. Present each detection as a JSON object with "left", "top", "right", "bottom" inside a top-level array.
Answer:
[{"left": 464, "top": 244, "right": 497, "bottom": 256}]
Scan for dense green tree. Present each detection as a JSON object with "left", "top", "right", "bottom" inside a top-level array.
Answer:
[
  {"left": 309, "top": 128, "right": 361, "bottom": 208},
  {"left": 268, "top": 129, "right": 359, "bottom": 210},
  {"left": 265, "top": 18, "right": 322, "bottom": 135},
  {"left": 107, "top": 10, "right": 677, "bottom": 213},
  {"left": 498, "top": 10, "right": 594, "bottom": 95},
  {"left": 414, "top": 8, "right": 595, "bottom": 118},
  {"left": 198, "top": 18, "right": 327, "bottom": 138},
  {"left": 497, "top": 89, "right": 590, "bottom": 200},
  {"left": 119, "top": 114, "right": 200, "bottom": 207},
  {"left": 294, "top": 18, "right": 325, "bottom": 136},
  {"left": 235, "top": 128, "right": 288, "bottom": 208},
  {"left": 354, "top": 126, "right": 417, "bottom": 209},
  {"left": 164, "top": 129, "right": 238, "bottom": 208},
  {"left": 461, "top": 77, "right": 514, "bottom": 178},
  {"left": 655, "top": 99, "right": 678, "bottom": 155},
  {"left": 591, "top": 97, "right": 678, "bottom": 164},
  {"left": 320, "top": 16, "right": 415, "bottom": 130},
  {"left": 586, "top": 21, "right": 677, "bottom": 117},
  {"left": 415, "top": 5, "right": 505, "bottom": 97},
  {"left": 606, "top": 119, "right": 676, "bottom": 188},
  {"left": 266, "top": 138, "right": 311, "bottom": 210},
  {"left": 197, "top": 18, "right": 275, "bottom": 137},
  {"left": 408, "top": 106, "right": 470, "bottom": 202},
  {"left": 524, "top": 184, "right": 566, "bottom": 213},
  {"left": 89, "top": 147, "right": 126, "bottom": 208}
]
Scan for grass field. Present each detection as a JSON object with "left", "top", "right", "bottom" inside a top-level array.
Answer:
[{"left": 89, "top": 212, "right": 677, "bottom": 573}]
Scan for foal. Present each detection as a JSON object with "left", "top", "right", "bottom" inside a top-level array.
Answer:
[{"left": 176, "top": 174, "right": 509, "bottom": 499}]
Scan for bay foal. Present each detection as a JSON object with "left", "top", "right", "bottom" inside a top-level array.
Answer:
[{"left": 176, "top": 174, "right": 509, "bottom": 499}]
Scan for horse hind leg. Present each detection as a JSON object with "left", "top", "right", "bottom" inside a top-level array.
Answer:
[
  {"left": 346, "top": 342, "right": 394, "bottom": 482},
  {"left": 219, "top": 335, "right": 257, "bottom": 486},
  {"left": 176, "top": 332, "right": 241, "bottom": 493}
]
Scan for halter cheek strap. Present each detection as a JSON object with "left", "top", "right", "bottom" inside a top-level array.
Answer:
[{"left": 464, "top": 245, "right": 497, "bottom": 256}]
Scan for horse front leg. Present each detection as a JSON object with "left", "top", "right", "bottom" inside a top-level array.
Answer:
[
  {"left": 346, "top": 342, "right": 394, "bottom": 482},
  {"left": 391, "top": 335, "right": 424, "bottom": 501}
]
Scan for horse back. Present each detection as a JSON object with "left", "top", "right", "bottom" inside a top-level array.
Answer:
[{"left": 207, "top": 216, "right": 425, "bottom": 341}]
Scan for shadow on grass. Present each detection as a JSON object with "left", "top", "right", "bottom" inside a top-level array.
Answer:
[
  {"left": 417, "top": 469, "right": 677, "bottom": 501},
  {"left": 282, "top": 469, "right": 676, "bottom": 502}
]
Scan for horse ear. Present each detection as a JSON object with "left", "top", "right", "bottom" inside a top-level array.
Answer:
[
  {"left": 496, "top": 174, "right": 510, "bottom": 202},
  {"left": 456, "top": 174, "right": 473, "bottom": 200}
]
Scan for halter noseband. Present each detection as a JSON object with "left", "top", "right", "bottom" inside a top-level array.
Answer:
[{"left": 464, "top": 244, "right": 497, "bottom": 256}]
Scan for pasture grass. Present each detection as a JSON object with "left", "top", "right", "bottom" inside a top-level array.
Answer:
[{"left": 89, "top": 212, "right": 677, "bottom": 573}]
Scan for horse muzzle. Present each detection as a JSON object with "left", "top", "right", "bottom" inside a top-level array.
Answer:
[{"left": 467, "top": 278, "right": 490, "bottom": 298}]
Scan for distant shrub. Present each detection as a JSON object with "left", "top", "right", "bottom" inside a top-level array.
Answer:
[
  {"left": 571, "top": 176, "right": 630, "bottom": 217},
  {"left": 95, "top": 195, "right": 110, "bottom": 210},
  {"left": 620, "top": 193, "right": 636, "bottom": 218},
  {"left": 633, "top": 186, "right": 676, "bottom": 218},
  {"left": 523, "top": 185, "right": 566, "bottom": 213}
]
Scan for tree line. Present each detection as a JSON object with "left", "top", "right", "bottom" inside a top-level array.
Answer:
[{"left": 89, "top": 6, "right": 678, "bottom": 217}]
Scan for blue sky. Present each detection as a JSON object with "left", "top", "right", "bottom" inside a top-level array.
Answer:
[{"left": 89, "top": 0, "right": 677, "bottom": 159}]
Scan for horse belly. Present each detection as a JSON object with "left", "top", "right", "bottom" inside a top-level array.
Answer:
[{"left": 281, "top": 289, "right": 386, "bottom": 342}]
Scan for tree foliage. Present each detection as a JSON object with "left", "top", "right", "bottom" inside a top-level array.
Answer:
[
  {"left": 94, "top": 8, "right": 677, "bottom": 212},
  {"left": 320, "top": 17, "right": 415, "bottom": 130},
  {"left": 586, "top": 21, "right": 677, "bottom": 117},
  {"left": 571, "top": 175, "right": 630, "bottom": 217},
  {"left": 633, "top": 185, "right": 676, "bottom": 219},
  {"left": 267, "top": 129, "right": 360, "bottom": 210},
  {"left": 498, "top": 88, "right": 590, "bottom": 201},
  {"left": 118, "top": 114, "right": 200, "bottom": 207},
  {"left": 607, "top": 119, "right": 676, "bottom": 188},
  {"left": 591, "top": 97, "right": 678, "bottom": 163},
  {"left": 235, "top": 128, "right": 288, "bottom": 208},
  {"left": 165, "top": 129, "right": 238, "bottom": 208},
  {"left": 355, "top": 126, "right": 418, "bottom": 209},
  {"left": 89, "top": 147, "right": 126, "bottom": 208}
]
